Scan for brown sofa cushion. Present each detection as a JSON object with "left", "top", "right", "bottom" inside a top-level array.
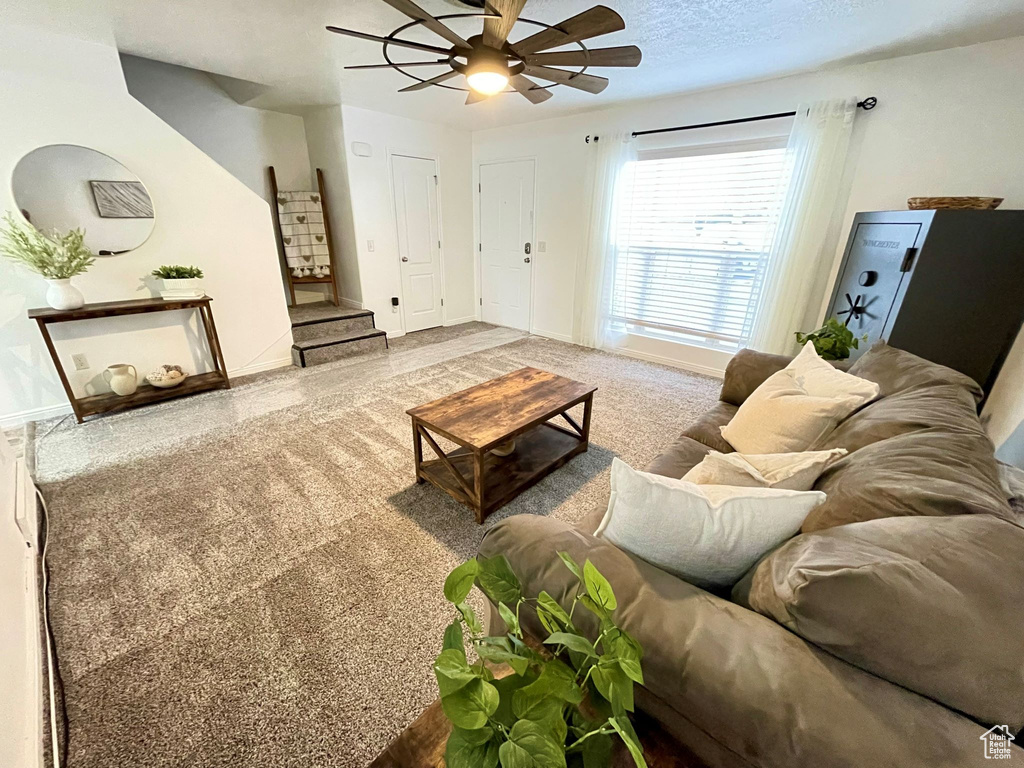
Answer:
[
  {"left": 848, "top": 339, "right": 984, "bottom": 403},
  {"left": 803, "top": 344, "right": 1010, "bottom": 532},
  {"left": 734, "top": 514, "right": 1024, "bottom": 732},
  {"left": 481, "top": 514, "right": 1014, "bottom": 767}
]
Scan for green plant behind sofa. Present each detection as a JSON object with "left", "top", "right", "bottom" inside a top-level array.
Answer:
[
  {"left": 795, "top": 317, "right": 868, "bottom": 360},
  {"left": 435, "top": 553, "right": 647, "bottom": 768}
]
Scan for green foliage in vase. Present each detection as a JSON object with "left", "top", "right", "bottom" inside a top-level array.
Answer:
[
  {"left": 437, "top": 553, "right": 647, "bottom": 768},
  {"left": 795, "top": 317, "right": 869, "bottom": 361},
  {"left": 0, "top": 211, "right": 95, "bottom": 279},
  {"left": 152, "top": 265, "right": 204, "bottom": 279}
]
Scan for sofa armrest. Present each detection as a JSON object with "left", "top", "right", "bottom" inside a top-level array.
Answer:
[
  {"left": 481, "top": 514, "right": 1013, "bottom": 768},
  {"left": 719, "top": 348, "right": 793, "bottom": 406}
]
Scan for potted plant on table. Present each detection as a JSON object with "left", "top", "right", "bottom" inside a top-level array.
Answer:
[
  {"left": 151, "top": 265, "right": 205, "bottom": 299},
  {"left": 436, "top": 553, "right": 647, "bottom": 768},
  {"left": 0, "top": 211, "right": 95, "bottom": 310}
]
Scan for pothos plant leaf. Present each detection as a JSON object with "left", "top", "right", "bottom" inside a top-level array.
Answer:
[
  {"left": 446, "top": 726, "right": 500, "bottom": 768},
  {"left": 498, "top": 601, "right": 521, "bottom": 636},
  {"left": 443, "top": 620, "right": 465, "bottom": 653},
  {"left": 557, "top": 551, "right": 584, "bottom": 581},
  {"left": 498, "top": 720, "right": 567, "bottom": 768},
  {"left": 583, "top": 560, "right": 617, "bottom": 613},
  {"left": 610, "top": 716, "right": 648, "bottom": 768},
  {"left": 476, "top": 555, "right": 523, "bottom": 606},
  {"left": 445, "top": 558, "right": 480, "bottom": 604},
  {"left": 441, "top": 677, "right": 501, "bottom": 730}
]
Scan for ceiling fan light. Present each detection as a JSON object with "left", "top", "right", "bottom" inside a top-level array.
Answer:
[{"left": 465, "top": 59, "right": 509, "bottom": 95}]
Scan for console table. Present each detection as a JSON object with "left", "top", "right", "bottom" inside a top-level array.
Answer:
[{"left": 28, "top": 296, "right": 231, "bottom": 423}]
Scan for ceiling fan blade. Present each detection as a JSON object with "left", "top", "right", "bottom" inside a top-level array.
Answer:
[
  {"left": 398, "top": 70, "right": 460, "bottom": 92},
  {"left": 521, "top": 65, "right": 608, "bottom": 94},
  {"left": 345, "top": 59, "right": 450, "bottom": 70},
  {"left": 523, "top": 45, "right": 642, "bottom": 68},
  {"left": 483, "top": 0, "right": 528, "bottom": 49},
  {"left": 466, "top": 90, "right": 491, "bottom": 105},
  {"left": 509, "top": 73, "right": 552, "bottom": 104},
  {"left": 378, "top": 0, "right": 472, "bottom": 49},
  {"left": 512, "top": 6, "right": 625, "bottom": 55},
  {"left": 326, "top": 26, "right": 452, "bottom": 56}
]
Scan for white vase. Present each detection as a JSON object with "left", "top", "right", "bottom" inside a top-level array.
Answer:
[
  {"left": 45, "top": 278, "right": 84, "bottom": 310},
  {"left": 103, "top": 364, "right": 138, "bottom": 397}
]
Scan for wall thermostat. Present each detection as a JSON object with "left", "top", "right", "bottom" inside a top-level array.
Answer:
[{"left": 351, "top": 142, "right": 372, "bottom": 157}]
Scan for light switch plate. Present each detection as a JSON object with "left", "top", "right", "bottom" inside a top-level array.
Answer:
[
  {"left": 367, "top": 240, "right": 375, "bottom": 252},
  {"left": 72, "top": 353, "right": 89, "bottom": 371},
  {"left": 537, "top": 241, "right": 547, "bottom": 253}
]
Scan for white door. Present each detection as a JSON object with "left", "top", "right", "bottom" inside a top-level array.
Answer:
[
  {"left": 392, "top": 154, "right": 443, "bottom": 332},
  {"left": 479, "top": 160, "right": 535, "bottom": 330}
]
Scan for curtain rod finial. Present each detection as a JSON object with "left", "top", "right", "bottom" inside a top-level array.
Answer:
[{"left": 859, "top": 96, "right": 878, "bottom": 110}]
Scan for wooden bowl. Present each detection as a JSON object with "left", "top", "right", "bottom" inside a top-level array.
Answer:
[
  {"left": 907, "top": 196, "right": 1003, "bottom": 210},
  {"left": 146, "top": 372, "right": 189, "bottom": 389}
]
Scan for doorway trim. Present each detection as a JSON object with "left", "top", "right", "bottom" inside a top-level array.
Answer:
[
  {"left": 386, "top": 147, "right": 447, "bottom": 334},
  {"left": 475, "top": 156, "right": 538, "bottom": 334}
]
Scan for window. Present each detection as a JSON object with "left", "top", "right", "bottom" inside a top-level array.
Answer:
[{"left": 612, "top": 139, "right": 789, "bottom": 349}]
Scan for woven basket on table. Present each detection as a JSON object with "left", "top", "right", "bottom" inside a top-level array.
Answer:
[{"left": 907, "top": 196, "right": 1003, "bottom": 210}]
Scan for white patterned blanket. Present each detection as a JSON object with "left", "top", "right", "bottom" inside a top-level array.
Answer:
[{"left": 276, "top": 191, "right": 331, "bottom": 277}]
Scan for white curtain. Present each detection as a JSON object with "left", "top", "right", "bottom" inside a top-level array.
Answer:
[
  {"left": 748, "top": 98, "right": 858, "bottom": 354},
  {"left": 573, "top": 130, "right": 636, "bottom": 349}
]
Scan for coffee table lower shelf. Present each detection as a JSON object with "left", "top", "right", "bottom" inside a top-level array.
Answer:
[{"left": 416, "top": 423, "right": 586, "bottom": 520}]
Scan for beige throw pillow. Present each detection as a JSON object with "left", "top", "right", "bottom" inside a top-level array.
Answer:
[
  {"left": 596, "top": 458, "right": 826, "bottom": 590},
  {"left": 720, "top": 343, "right": 879, "bottom": 454},
  {"left": 683, "top": 448, "right": 848, "bottom": 491}
]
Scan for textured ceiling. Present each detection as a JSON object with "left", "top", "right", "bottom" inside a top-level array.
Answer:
[{"left": 15, "top": 0, "right": 1024, "bottom": 129}]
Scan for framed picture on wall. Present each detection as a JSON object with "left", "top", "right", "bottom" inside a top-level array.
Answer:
[{"left": 89, "top": 180, "right": 154, "bottom": 219}]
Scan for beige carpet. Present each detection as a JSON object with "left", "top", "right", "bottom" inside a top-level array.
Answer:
[{"left": 36, "top": 330, "right": 720, "bottom": 767}]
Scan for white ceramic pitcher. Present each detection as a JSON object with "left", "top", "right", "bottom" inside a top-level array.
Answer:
[{"left": 103, "top": 364, "right": 138, "bottom": 397}]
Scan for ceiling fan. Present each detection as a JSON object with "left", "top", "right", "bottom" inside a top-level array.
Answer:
[{"left": 329, "top": 0, "right": 642, "bottom": 105}]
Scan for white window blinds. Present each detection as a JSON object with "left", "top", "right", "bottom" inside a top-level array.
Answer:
[{"left": 613, "top": 140, "right": 789, "bottom": 348}]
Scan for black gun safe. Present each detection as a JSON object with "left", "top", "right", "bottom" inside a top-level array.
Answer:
[{"left": 826, "top": 209, "right": 1024, "bottom": 394}]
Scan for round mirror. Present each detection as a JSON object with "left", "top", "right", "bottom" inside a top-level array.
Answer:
[{"left": 11, "top": 144, "right": 155, "bottom": 256}]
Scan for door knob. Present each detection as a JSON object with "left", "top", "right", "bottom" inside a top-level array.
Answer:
[
  {"left": 524, "top": 257, "right": 531, "bottom": 263},
  {"left": 401, "top": 256, "right": 409, "bottom": 262}
]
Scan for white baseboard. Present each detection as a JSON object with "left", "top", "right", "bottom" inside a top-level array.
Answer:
[
  {"left": 444, "top": 315, "right": 476, "bottom": 326},
  {"left": 0, "top": 403, "right": 73, "bottom": 429},
  {"left": 339, "top": 297, "right": 363, "bottom": 310},
  {"left": 531, "top": 328, "right": 574, "bottom": 343},
  {"left": 0, "top": 357, "right": 295, "bottom": 427},
  {"left": 614, "top": 347, "right": 726, "bottom": 378},
  {"left": 229, "top": 357, "right": 293, "bottom": 377}
]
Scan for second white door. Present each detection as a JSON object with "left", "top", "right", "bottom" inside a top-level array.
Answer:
[
  {"left": 392, "top": 154, "right": 443, "bottom": 333},
  {"left": 479, "top": 159, "right": 535, "bottom": 331}
]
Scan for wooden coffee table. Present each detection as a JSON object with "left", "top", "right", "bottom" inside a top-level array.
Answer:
[{"left": 406, "top": 367, "right": 596, "bottom": 523}]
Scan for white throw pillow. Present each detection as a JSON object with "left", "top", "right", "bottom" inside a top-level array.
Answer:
[
  {"left": 682, "top": 448, "right": 848, "bottom": 491},
  {"left": 596, "top": 458, "right": 826, "bottom": 589},
  {"left": 720, "top": 342, "right": 879, "bottom": 454}
]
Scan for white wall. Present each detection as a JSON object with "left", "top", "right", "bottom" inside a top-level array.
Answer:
[
  {"left": 303, "top": 106, "right": 362, "bottom": 306},
  {"left": 0, "top": 23, "right": 294, "bottom": 424},
  {"left": 121, "top": 55, "right": 312, "bottom": 200},
  {"left": 472, "top": 35, "right": 1024, "bottom": 451},
  {"left": 333, "top": 105, "right": 476, "bottom": 335}
]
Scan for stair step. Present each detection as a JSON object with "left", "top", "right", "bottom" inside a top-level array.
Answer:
[
  {"left": 293, "top": 327, "right": 386, "bottom": 351},
  {"left": 289, "top": 301, "right": 373, "bottom": 328},
  {"left": 291, "top": 313, "right": 375, "bottom": 342},
  {"left": 291, "top": 328, "right": 388, "bottom": 368}
]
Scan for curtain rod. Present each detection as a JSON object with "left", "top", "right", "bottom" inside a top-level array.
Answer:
[{"left": 585, "top": 97, "right": 877, "bottom": 144}]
